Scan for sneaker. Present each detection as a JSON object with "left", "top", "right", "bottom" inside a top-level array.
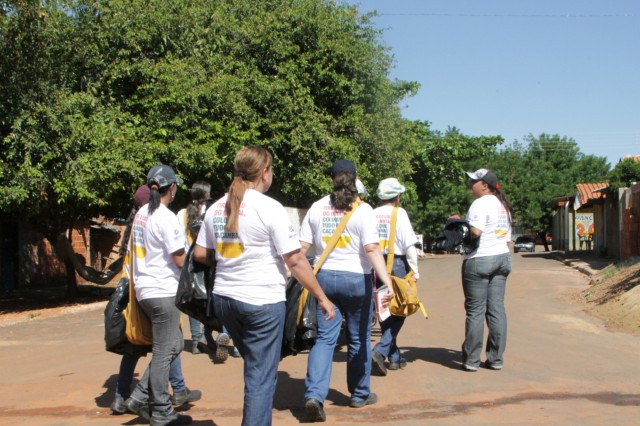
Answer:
[
  {"left": 215, "top": 333, "right": 230, "bottom": 362},
  {"left": 349, "top": 393, "right": 378, "bottom": 408},
  {"left": 463, "top": 363, "right": 479, "bottom": 372},
  {"left": 110, "top": 395, "right": 126, "bottom": 414},
  {"left": 150, "top": 411, "right": 192, "bottom": 426},
  {"left": 388, "top": 357, "right": 407, "bottom": 370},
  {"left": 305, "top": 398, "right": 326, "bottom": 422},
  {"left": 230, "top": 346, "right": 241, "bottom": 358},
  {"left": 171, "top": 387, "right": 202, "bottom": 406},
  {"left": 191, "top": 341, "right": 201, "bottom": 354},
  {"left": 485, "top": 361, "right": 503, "bottom": 370},
  {"left": 371, "top": 350, "right": 387, "bottom": 376},
  {"left": 125, "top": 396, "right": 150, "bottom": 422}
]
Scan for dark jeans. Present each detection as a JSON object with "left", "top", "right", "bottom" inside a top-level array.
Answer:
[
  {"left": 373, "top": 256, "right": 408, "bottom": 363},
  {"left": 130, "top": 297, "right": 183, "bottom": 416},
  {"left": 214, "top": 294, "right": 285, "bottom": 426},
  {"left": 115, "top": 353, "right": 185, "bottom": 399},
  {"left": 461, "top": 253, "right": 511, "bottom": 368}
]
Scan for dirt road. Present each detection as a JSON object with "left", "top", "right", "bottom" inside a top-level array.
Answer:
[{"left": 1, "top": 252, "right": 638, "bottom": 425}]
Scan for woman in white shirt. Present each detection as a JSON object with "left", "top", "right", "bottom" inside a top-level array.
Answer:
[
  {"left": 370, "top": 178, "right": 420, "bottom": 376},
  {"left": 461, "top": 169, "right": 513, "bottom": 372},
  {"left": 300, "top": 160, "right": 393, "bottom": 422},
  {"left": 126, "top": 164, "right": 192, "bottom": 425},
  {"left": 194, "top": 146, "right": 334, "bottom": 426}
]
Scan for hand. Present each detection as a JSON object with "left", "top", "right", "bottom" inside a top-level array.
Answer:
[
  {"left": 380, "top": 288, "right": 395, "bottom": 307},
  {"left": 318, "top": 297, "right": 336, "bottom": 321}
]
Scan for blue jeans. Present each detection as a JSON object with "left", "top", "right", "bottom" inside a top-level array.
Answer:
[
  {"left": 115, "top": 353, "right": 185, "bottom": 399},
  {"left": 130, "top": 297, "right": 183, "bottom": 416},
  {"left": 305, "top": 270, "right": 373, "bottom": 404},
  {"left": 461, "top": 253, "right": 511, "bottom": 368},
  {"left": 213, "top": 294, "right": 285, "bottom": 426},
  {"left": 189, "top": 316, "right": 202, "bottom": 342},
  {"left": 373, "top": 257, "right": 407, "bottom": 363}
]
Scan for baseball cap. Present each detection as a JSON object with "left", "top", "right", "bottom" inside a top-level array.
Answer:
[
  {"left": 376, "top": 178, "right": 406, "bottom": 200},
  {"left": 466, "top": 168, "right": 498, "bottom": 188},
  {"left": 330, "top": 159, "right": 357, "bottom": 177},
  {"left": 146, "top": 164, "right": 184, "bottom": 189},
  {"left": 133, "top": 185, "right": 150, "bottom": 208}
]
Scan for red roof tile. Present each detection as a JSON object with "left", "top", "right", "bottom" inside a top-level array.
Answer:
[{"left": 576, "top": 182, "right": 609, "bottom": 205}]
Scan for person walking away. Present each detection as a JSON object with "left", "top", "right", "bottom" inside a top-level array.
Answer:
[
  {"left": 111, "top": 185, "right": 200, "bottom": 416},
  {"left": 124, "top": 165, "right": 194, "bottom": 426},
  {"left": 194, "top": 146, "right": 335, "bottom": 426},
  {"left": 461, "top": 168, "right": 513, "bottom": 372},
  {"left": 299, "top": 159, "right": 394, "bottom": 422},
  {"left": 370, "top": 178, "right": 421, "bottom": 376}
]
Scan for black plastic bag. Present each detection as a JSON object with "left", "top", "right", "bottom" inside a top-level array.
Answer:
[
  {"left": 104, "top": 277, "right": 150, "bottom": 356},
  {"left": 435, "top": 218, "right": 479, "bottom": 254},
  {"left": 175, "top": 242, "right": 223, "bottom": 331},
  {"left": 281, "top": 277, "right": 317, "bottom": 358}
]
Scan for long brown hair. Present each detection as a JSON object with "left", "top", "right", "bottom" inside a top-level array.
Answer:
[
  {"left": 330, "top": 172, "right": 358, "bottom": 211},
  {"left": 492, "top": 187, "right": 514, "bottom": 225},
  {"left": 225, "top": 146, "right": 272, "bottom": 233}
]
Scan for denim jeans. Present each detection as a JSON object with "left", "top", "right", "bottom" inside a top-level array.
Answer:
[
  {"left": 461, "top": 253, "right": 511, "bottom": 368},
  {"left": 130, "top": 297, "right": 183, "bottom": 416},
  {"left": 115, "top": 352, "right": 185, "bottom": 399},
  {"left": 305, "top": 270, "right": 373, "bottom": 404},
  {"left": 189, "top": 315, "right": 202, "bottom": 342},
  {"left": 213, "top": 294, "right": 285, "bottom": 426},
  {"left": 373, "top": 257, "right": 408, "bottom": 363}
]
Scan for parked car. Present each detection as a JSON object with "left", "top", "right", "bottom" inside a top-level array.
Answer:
[{"left": 514, "top": 236, "right": 535, "bottom": 253}]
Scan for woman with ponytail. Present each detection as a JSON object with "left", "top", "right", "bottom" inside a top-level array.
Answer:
[
  {"left": 194, "top": 146, "right": 335, "bottom": 426},
  {"left": 126, "top": 165, "right": 199, "bottom": 425},
  {"left": 461, "top": 169, "right": 513, "bottom": 372}
]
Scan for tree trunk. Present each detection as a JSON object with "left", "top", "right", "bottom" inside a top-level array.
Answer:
[{"left": 50, "top": 234, "right": 79, "bottom": 300}]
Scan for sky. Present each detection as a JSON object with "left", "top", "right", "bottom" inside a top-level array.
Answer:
[{"left": 343, "top": 0, "right": 639, "bottom": 168}]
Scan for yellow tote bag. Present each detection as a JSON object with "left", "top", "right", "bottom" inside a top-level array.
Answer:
[{"left": 123, "top": 238, "right": 153, "bottom": 345}]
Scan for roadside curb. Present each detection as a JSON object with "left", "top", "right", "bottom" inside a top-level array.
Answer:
[{"left": 549, "top": 252, "right": 598, "bottom": 277}]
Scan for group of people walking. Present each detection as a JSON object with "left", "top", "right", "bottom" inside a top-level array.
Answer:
[{"left": 111, "top": 145, "right": 512, "bottom": 426}]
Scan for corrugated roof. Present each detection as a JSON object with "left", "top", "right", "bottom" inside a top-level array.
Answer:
[{"left": 576, "top": 182, "right": 609, "bottom": 205}]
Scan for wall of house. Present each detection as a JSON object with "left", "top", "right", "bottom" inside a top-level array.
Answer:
[{"left": 622, "top": 182, "right": 640, "bottom": 260}]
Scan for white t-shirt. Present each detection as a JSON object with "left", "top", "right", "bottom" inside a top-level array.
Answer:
[
  {"left": 177, "top": 205, "right": 207, "bottom": 250},
  {"left": 463, "top": 194, "right": 511, "bottom": 259},
  {"left": 374, "top": 205, "right": 420, "bottom": 278},
  {"left": 196, "top": 189, "right": 300, "bottom": 305},
  {"left": 132, "top": 204, "right": 185, "bottom": 300},
  {"left": 299, "top": 195, "right": 380, "bottom": 274}
]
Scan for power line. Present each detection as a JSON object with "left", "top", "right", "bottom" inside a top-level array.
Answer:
[{"left": 377, "top": 13, "right": 635, "bottom": 19}]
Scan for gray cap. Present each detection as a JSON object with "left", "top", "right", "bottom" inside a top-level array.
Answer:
[{"left": 147, "top": 164, "right": 184, "bottom": 189}]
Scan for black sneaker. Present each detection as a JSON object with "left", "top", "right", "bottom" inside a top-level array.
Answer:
[
  {"left": 171, "top": 387, "right": 202, "bottom": 405},
  {"left": 349, "top": 393, "right": 378, "bottom": 408},
  {"left": 388, "top": 357, "right": 407, "bottom": 370},
  {"left": 305, "top": 398, "right": 326, "bottom": 422},
  {"left": 125, "top": 396, "right": 150, "bottom": 422},
  {"left": 150, "top": 411, "right": 192, "bottom": 426},
  {"left": 110, "top": 395, "right": 126, "bottom": 414},
  {"left": 371, "top": 350, "right": 387, "bottom": 376}
]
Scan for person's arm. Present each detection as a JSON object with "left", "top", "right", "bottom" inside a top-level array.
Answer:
[
  {"left": 171, "top": 248, "right": 186, "bottom": 269},
  {"left": 300, "top": 241, "right": 311, "bottom": 257},
  {"left": 364, "top": 243, "right": 394, "bottom": 305},
  {"left": 193, "top": 245, "right": 212, "bottom": 266},
  {"left": 405, "top": 245, "right": 420, "bottom": 280},
  {"left": 470, "top": 226, "right": 482, "bottom": 239},
  {"left": 283, "top": 249, "right": 335, "bottom": 321}
]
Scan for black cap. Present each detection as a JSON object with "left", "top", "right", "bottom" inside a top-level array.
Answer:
[{"left": 331, "top": 159, "right": 357, "bottom": 177}]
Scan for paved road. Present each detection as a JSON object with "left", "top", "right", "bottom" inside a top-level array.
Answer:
[{"left": 1, "top": 252, "right": 639, "bottom": 425}]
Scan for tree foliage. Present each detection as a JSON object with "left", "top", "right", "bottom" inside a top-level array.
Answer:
[
  {"left": 486, "top": 134, "right": 610, "bottom": 233},
  {"left": 607, "top": 157, "right": 640, "bottom": 192}
]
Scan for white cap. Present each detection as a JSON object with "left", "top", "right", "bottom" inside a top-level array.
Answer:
[
  {"left": 376, "top": 178, "right": 406, "bottom": 200},
  {"left": 356, "top": 178, "right": 368, "bottom": 195}
]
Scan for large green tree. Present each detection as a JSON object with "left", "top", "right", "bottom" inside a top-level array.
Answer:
[
  {"left": 0, "top": 0, "right": 419, "bottom": 292},
  {"left": 607, "top": 157, "right": 640, "bottom": 192},
  {"left": 486, "top": 134, "right": 610, "bottom": 235}
]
